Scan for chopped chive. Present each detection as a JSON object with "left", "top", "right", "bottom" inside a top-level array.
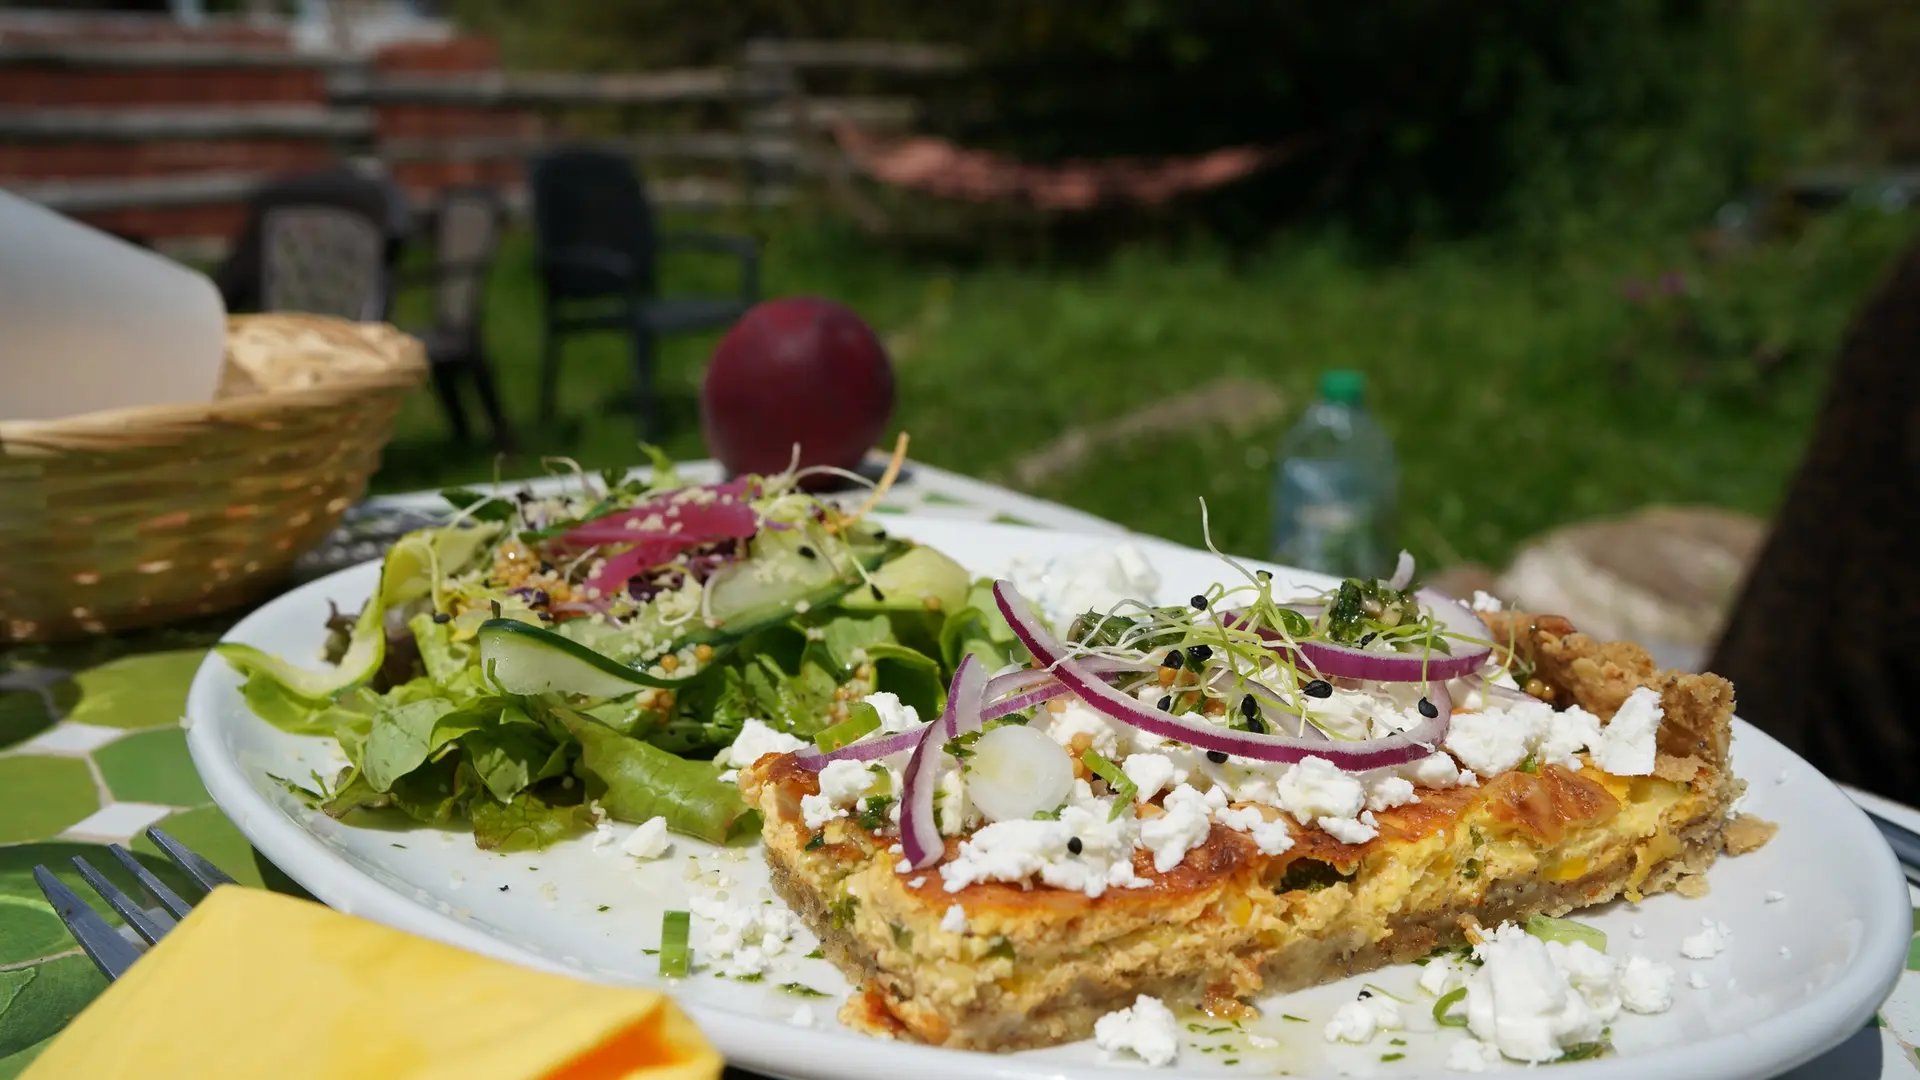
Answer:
[
  {"left": 780, "top": 982, "right": 830, "bottom": 997},
  {"left": 1081, "top": 748, "right": 1138, "bottom": 819},
  {"left": 1389, "top": 1037, "right": 1406, "bottom": 1046},
  {"left": 733, "top": 972, "right": 765, "bottom": 983},
  {"left": 659, "top": 910, "right": 691, "bottom": 977},
  {"left": 1381, "top": 1052, "right": 1405, "bottom": 1062},
  {"left": 1433, "top": 985, "right": 1469, "bottom": 1026},
  {"left": 597, "top": 904, "right": 611, "bottom": 912},
  {"left": 814, "top": 701, "right": 881, "bottom": 753},
  {"left": 805, "top": 947, "right": 825, "bottom": 959},
  {"left": 805, "top": 831, "right": 826, "bottom": 850},
  {"left": 1281, "top": 1014, "right": 1307, "bottom": 1023}
]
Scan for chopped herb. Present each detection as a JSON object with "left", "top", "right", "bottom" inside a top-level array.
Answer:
[
  {"left": 805, "top": 831, "right": 826, "bottom": 850},
  {"left": 642, "top": 948, "right": 659, "bottom": 955},
  {"left": 1276, "top": 607, "right": 1313, "bottom": 637},
  {"left": 1081, "top": 748, "right": 1138, "bottom": 819},
  {"left": 1222, "top": 1060, "right": 1239, "bottom": 1066},
  {"left": 659, "top": 910, "right": 691, "bottom": 977},
  {"left": 828, "top": 897, "right": 859, "bottom": 929},
  {"left": 1517, "top": 753, "right": 1539, "bottom": 773},
  {"left": 1381, "top": 1052, "right": 1405, "bottom": 1062},
  {"left": 1281, "top": 1014, "right": 1308, "bottom": 1023},
  {"left": 986, "top": 936, "right": 1016, "bottom": 960},
  {"left": 1033, "top": 805, "right": 1065, "bottom": 821},
  {"left": 1460, "top": 858, "right": 1482, "bottom": 880},
  {"left": 855, "top": 795, "right": 893, "bottom": 831},
  {"left": 1469, "top": 825, "right": 1484, "bottom": 847},
  {"left": 890, "top": 922, "right": 913, "bottom": 949},
  {"left": 1389, "top": 1037, "right": 1407, "bottom": 1046},
  {"left": 597, "top": 904, "right": 611, "bottom": 912},
  {"left": 1558, "top": 1043, "right": 1608, "bottom": 1061},
  {"left": 805, "top": 948, "right": 825, "bottom": 959},
  {"left": 780, "top": 982, "right": 830, "bottom": 998},
  {"left": 390, "top": 843, "right": 406, "bottom": 849},
  {"left": 1433, "top": 986, "right": 1469, "bottom": 1027},
  {"left": 733, "top": 972, "right": 766, "bottom": 983},
  {"left": 1526, "top": 913, "right": 1608, "bottom": 953}
]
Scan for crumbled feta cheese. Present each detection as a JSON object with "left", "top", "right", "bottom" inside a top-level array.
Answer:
[
  {"left": 690, "top": 894, "right": 805, "bottom": 978},
  {"left": 1764, "top": 890, "right": 1786, "bottom": 903},
  {"left": 1445, "top": 704, "right": 1546, "bottom": 776},
  {"left": 1462, "top": 924, "right": 1610, "bottom": 1063},
  {"left": 907, "top": 876, "right": 925, "bottom": 888},
  {"left": 1046, "top": 698, "right": 1121, "bottom": 759},
  {"left": 717, "top": 769, "right": 738, "bottom": 784},
  {"left": 1631, "top": 924, "right": 1646, "bottom": 939},
  {"left": 1537, "top": 705, "right": 1602, "bottom": 771},
  {"left": 1399, "top": 751, "right": 1470, "bottom": 790},
  {"left": 620, "top": 816, "right": 672, "bottom": 860},
  {"left": 1247, "top": 1034, "right": 1279, "bottom": 1050},
  {"left": 1688, "top": 972, "right": 1709, "bottom": 989},
  {"left": 800, "top": 793, "right": 847, "bottom": 830},
  {"left": 1276, "top": 756, "right": 1367, "bottom": 824},
  {"left": 1618, "top": 955, "right": 1676, "bottom": 1013},
  {"left": 1093, "top": 994, "right": 1180, "bottom": 1067},
  {"left": 1216, "top": 805, "right": 1296, "bottom": 856},
  {"left": 1318, "top": 815, "right": 1380, "bottom": 845},
  {"left": 1120, "top": 752, "right": 1177, "bottom": 804},
  {"left": 1363, "top": 773, "right": 1418, "bottom": 812},
  {"left": 1420, "top": 954, "right": 1469, "bottom": 997},
  {"left": 1138, "top": 783, "right": 1217, "bottom": 872},
  {"left": 1591, "top": 687, "right": 1663, "bottom": 776},
  {"left": 934, "top": 766, "right": 973, "bottom": 836},
  {"left": 723, "top": 718, "right": 807, "bottom": 769},
  {"left": 590, "top": 819, "right": 620, "bottom": 851},
  {"left": 1680, "top": 918, "right": 1730, "bottom": 960},
  {"left": 939, "top": 797, "right": 1149, "bottom": 898},
  {"left": 941, "top": 904, "right": 968, "bottom": 935},
  {"left": 817, "top": 759, "right": 875, "bottom": 805},
  {"left": 863, "top": 692, "right": 921, "bottom": 734},
  {"left": 1324, "top": 994, "right": 1401, "bottom": 1044},
  {"left": 1779, "top": 946, "right": 1791, "bottom": 959},
  {"left": 789, "top": 1004, "right": 816, "bottom": 1028},
  {"left": 1446, "top": 1037, "right": 1502, "bottom": 1072},
  {"left": 1471, "top": 590, "right": 1504, "bottom": 613}
]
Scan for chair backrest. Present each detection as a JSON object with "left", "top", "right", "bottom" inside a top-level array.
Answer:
[
  {"left": 431, "top": 185, "right": 503, "bottom": 337},
  {"left": 217, "top": 166, "right": 408, "bottom": 320},
  {"left": 260, "top": 205, "right": 387, "bottom": 321},
  {"left": 529, "top": 146, "right": 657, "bottom": 301}
]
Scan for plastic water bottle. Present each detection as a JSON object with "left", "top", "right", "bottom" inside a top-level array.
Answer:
[{"left": 1270, "top": 370, "right": 1397, "bottom": 578}]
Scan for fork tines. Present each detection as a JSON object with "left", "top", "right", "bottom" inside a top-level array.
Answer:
[{"left": 32, "top": 826, "right": 232, "bottom": 981}]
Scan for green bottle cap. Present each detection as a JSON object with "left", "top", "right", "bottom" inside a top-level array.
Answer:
[{"left": 1319, "top": 369, "right": 1365, "bottom": 405}]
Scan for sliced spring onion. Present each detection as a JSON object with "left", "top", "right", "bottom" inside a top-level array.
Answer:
[
  {"left": 813, "top": 701, "right": 881, "bottom": 753},
  {"left": 1081, "top": 748, "right": 1138, "bottom": 818},
  {"left": 1525, "top": 914, "right": 1608, "bottom": 954},
  {"left": 659, "top": 909, "right": 691, "bottom": 977},
  {"left": 1433, "top": 985, "right": 1469, "bottom": 1027}
]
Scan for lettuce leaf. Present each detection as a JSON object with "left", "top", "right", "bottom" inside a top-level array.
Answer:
[{"left": 470, "top": 790, "right": 593, "bottom": 852}]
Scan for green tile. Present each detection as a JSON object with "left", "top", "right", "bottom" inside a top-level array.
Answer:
[
  {"left": 0, "top": 692, "right": 54, "bottom": 752},
  {"left": 0, "top": 757, "right": 97, "bottom": 844},
  {"left": 134, "top": 806, "right": 265, "bottom": 890},
  {"left": 0, "top": 842, "right": 198, "bottom": 961},
  {"left": 64, "top": 649, "right": 206, "bottom": 730},
  {"left": 0, "top": 1034, "right": 55, "bottom": 1080},
  {"left": 0, "top": 953, "right": 107, "bottom": 1058},
  {"left": 1908, "top": 932, "right": 1920, "bottom": 972},
  {"left": 92, "top": 728, "right": 206, "bottom": 807}
]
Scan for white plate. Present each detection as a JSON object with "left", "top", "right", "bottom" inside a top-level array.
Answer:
[{"left": 185, "top": 517, "right": 1912, "bottom": 1080}]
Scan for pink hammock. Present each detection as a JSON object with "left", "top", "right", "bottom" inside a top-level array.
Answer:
[{"left": 829, "top": 122, "right": 1307, "bottom": 211}]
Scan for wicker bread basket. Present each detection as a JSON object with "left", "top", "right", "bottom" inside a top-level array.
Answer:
[{"left": 0, "top": 314, "right": 427, "bottom": 643}]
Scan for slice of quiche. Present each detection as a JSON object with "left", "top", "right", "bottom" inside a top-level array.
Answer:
[{"left": 739, "top": 608, "right": 1747, "bottom": 1052}]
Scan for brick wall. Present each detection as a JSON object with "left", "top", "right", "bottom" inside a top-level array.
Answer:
[{"left": 375, "top": 37, "right": 533, "bottom": 198}]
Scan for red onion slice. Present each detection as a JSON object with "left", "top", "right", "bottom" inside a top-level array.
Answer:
[
  {"left": 791, "top": 727, "right": 926, "bottom": 770},
  {"left": 900, "top": 655, "right": 985, "bottom": 870},
  {"left": 1282, "top": 588, "right": 1493, "bottom": 683},
  {"left": 993, "top": 580, "right": 1448, "bottom": 769}
]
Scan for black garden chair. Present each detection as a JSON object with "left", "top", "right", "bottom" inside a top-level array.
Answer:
[
  {"left": 215, "top": 166, "right": 410, "bottom": 321},
  {"left": 401, "top": 185, "right": 514, "bottom": 450},
  {"left": 528, "top": 147, "right": 759, "bottom": 438}
]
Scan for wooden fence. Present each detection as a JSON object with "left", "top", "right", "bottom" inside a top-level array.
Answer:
[{"left": 0, "top": 32, "right": 965, "bottom": 250}]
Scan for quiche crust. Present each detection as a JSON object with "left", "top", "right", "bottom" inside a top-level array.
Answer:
[{"left": 740, "top": 612, "right": 1742, "bottom": 1051}]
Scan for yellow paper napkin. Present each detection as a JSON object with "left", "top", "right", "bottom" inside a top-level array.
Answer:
[{"left": 24, "top": 886, "right": 723, "bottom": 1080}]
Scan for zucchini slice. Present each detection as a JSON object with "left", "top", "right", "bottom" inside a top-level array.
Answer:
[{"left": 479, "top": 619, "right": 708, "bottom": 697}]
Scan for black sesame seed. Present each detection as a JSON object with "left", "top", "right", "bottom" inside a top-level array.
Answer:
[
  {"left": 873, "top": 529, "right": 888, "bottom": 540},
  {"left": 538, "top": 612, "right": 555, "bottom": 622},
  {"left": 1239, "top": 695, "right": 1260, "bottom": 719},
  {"left": 432, "top": 611, "right": 452, "bottom": 624},
  {"left": 1190, "top": 594, "right": 1209, "bottom": 610},
  {"left": 1303, "top": 679, "right": 1333, "bottom": 699},
  {"left": 1357, "top": 989, "right": 1373, "bottom": 999},
  {"left": 539, "top": 560, "right": 555, "bottom": 574},
  {"left": 1246, "top": 716, "right": 1268, "bottom": 734},
  {"left": 498, "top": 885, "right": 509, "bottom": 892},
  {"left": 1418, "top": 697, "right": 1439, "bottom": 719},
  {"left": 1256, "top": 569, "right": 1272, "bottom": 582},
  {"left": 869, "top": 584, "right": 886, "bottom": 602},
  {"left": 1207, "top": 750, "right": 1230, "bottom": 764},
  {"left": 1162, "top": 650, "right": 1184, "bottom": 670},
  {"left": 1359, "top": 632, "right": 1377, "bottom": 647},
  {"left": 798, "top": 545, "right": 818, "bottom": 559},
  {"left": 1067, "top": 837, "right": 1084, "bottom": 855},
  {"left": 1157, "top": 695, "right": 1174, "bottom": 711},
  {"left": 1186, "top": 644, "right": 1213, "bottom": 665}
]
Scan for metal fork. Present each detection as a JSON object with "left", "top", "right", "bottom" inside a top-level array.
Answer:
[{"left": 32, "top": 826, "right": 238, "bottom": 981}]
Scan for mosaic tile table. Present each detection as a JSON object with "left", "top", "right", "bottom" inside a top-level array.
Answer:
[{"left": 0, "top": 459, "right": 1913, "bottom": 1078}]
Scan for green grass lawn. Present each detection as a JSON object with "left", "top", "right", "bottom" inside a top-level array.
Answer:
[{"left": 375, "top": 206, "right": 1915, "bottom": 572}]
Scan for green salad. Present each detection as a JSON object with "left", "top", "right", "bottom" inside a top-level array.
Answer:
[{"left": 223, "top": 448, "right": 1017, "bottom": 852}]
